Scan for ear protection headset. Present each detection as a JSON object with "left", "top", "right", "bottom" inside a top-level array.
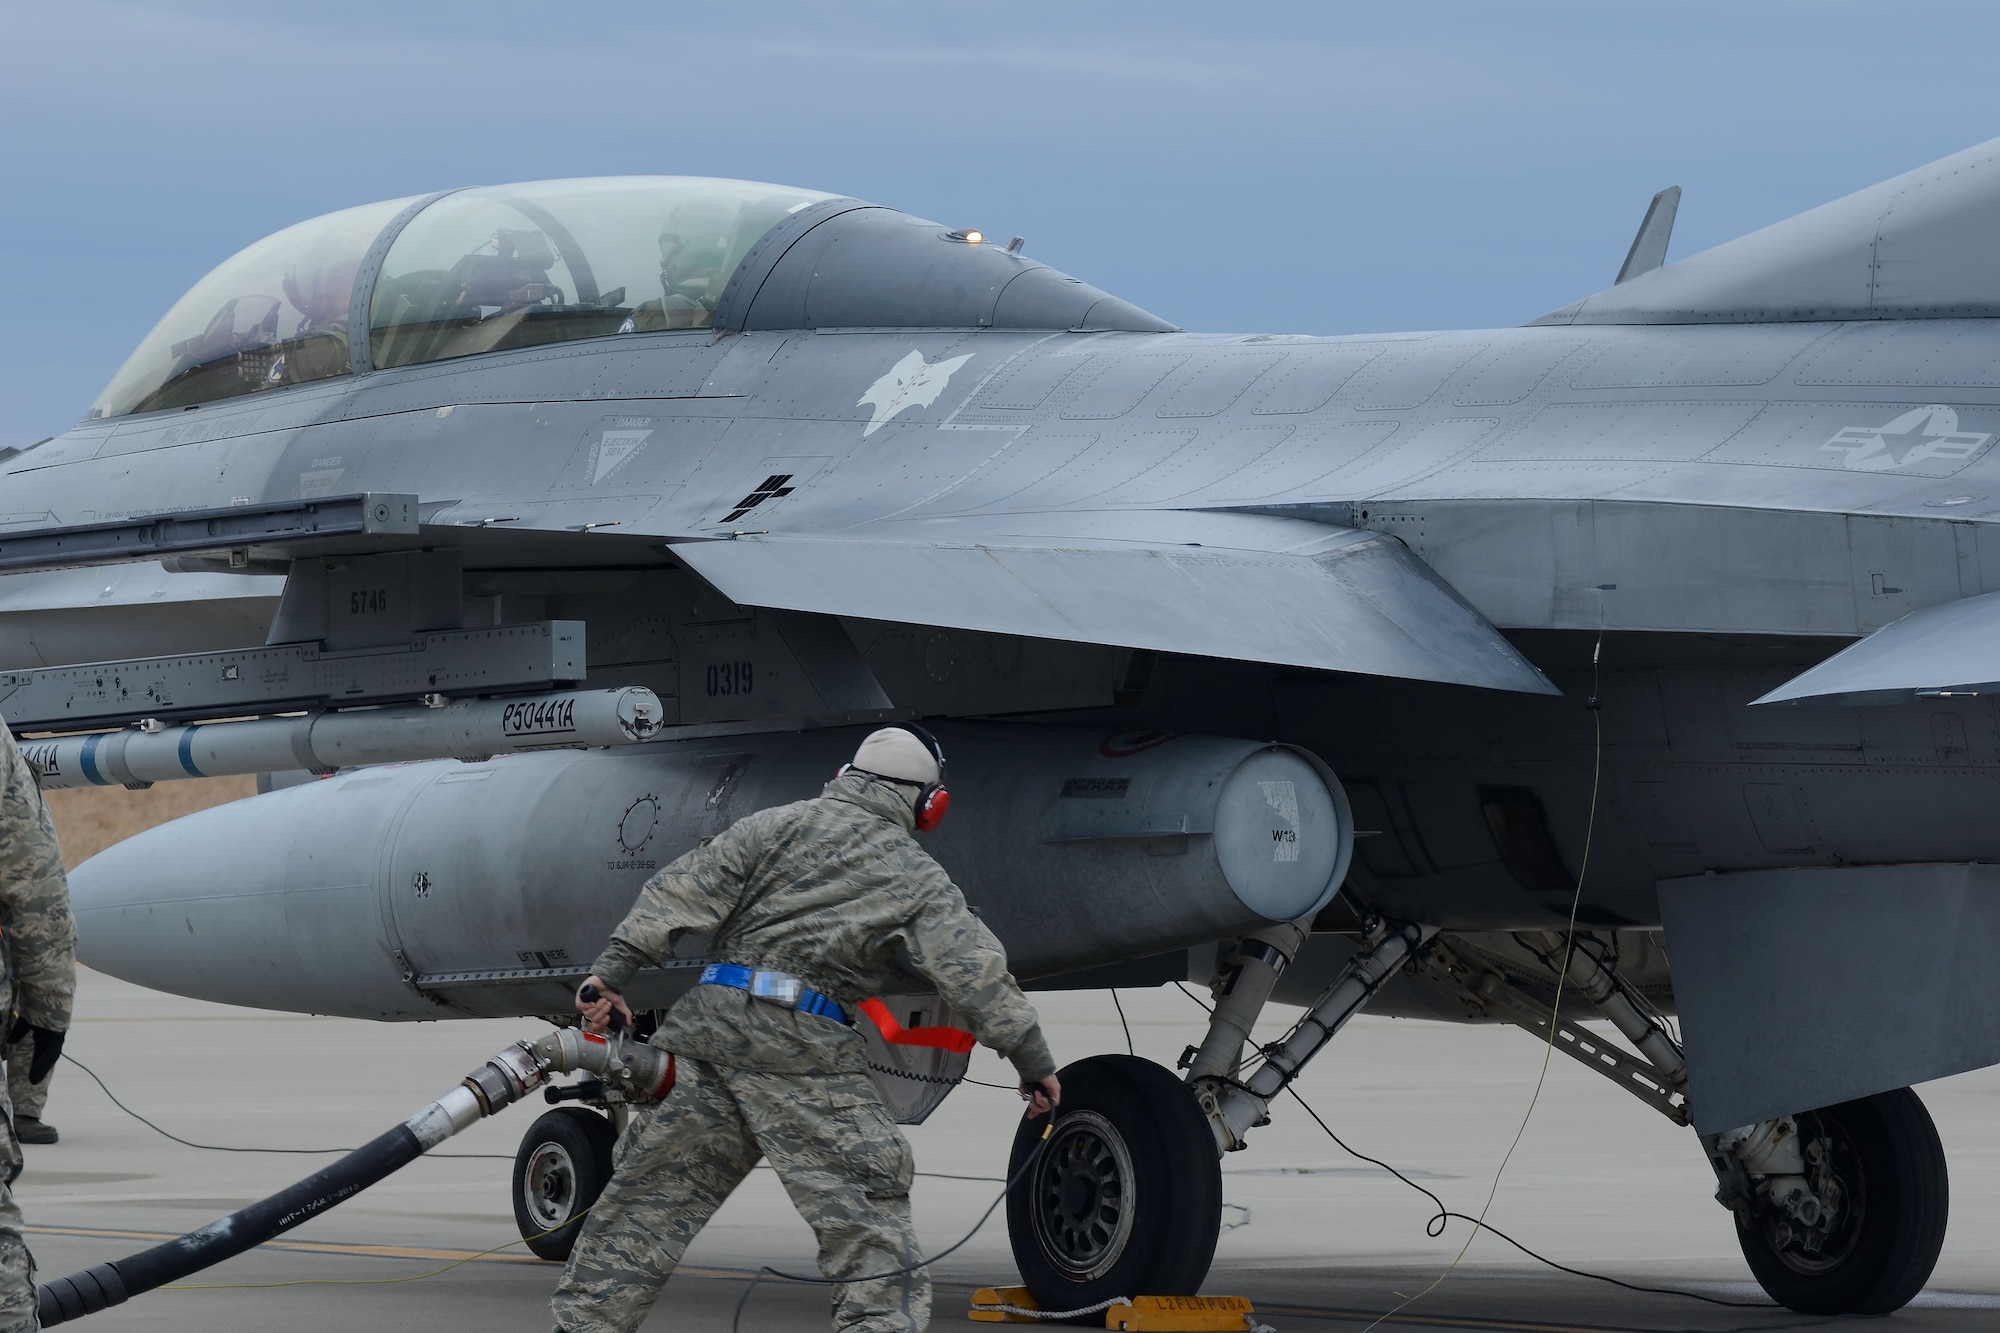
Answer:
[
  {"left": 838, "top": 723, "right": 952, "bottom": 832},
  {"left": 899, "top": 723, "right": 951, "bottom": 832}
]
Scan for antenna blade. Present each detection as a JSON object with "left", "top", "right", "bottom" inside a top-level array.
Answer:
[{"left": 1615, "top": 185, "right": 1681, "bottom": 284}]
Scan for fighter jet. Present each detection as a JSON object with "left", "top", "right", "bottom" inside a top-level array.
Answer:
[{"left": 7, "top": 137, "right": 2000, "bottom": 1316}]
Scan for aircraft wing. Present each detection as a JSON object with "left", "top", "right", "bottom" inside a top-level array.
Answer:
[
  {"left": 1757, "top": 590, "right": 2000, "bottom": 706},
  {"left": 672, "top": 511, "right": 1558, "bottom": 695}
]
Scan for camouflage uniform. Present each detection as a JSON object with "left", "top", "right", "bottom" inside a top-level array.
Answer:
[
  {"left": 0, "top": 720, "right": 76, "bottom": 1331},
  {"left": 2, "top": 1049, "right": 45, "bottom": 1127},
  {"left": 553, "top": 771, "right": 1054, "bottom": 1333}
]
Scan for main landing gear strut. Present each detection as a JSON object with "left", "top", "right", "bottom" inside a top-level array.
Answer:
[
  {"left": 1004, "top": 915, "right": 1435, "bottom": 1314},
  {"left": 1419, "top": 930, "right": 1948, "bottom": 1314},
  {"left": 1003, "top": 913, "right": 1950, "bottom": 1318}
]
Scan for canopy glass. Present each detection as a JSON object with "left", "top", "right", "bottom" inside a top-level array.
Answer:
[
  {"left": 91, "top": 197, "right": 417, "bottom": 418},
  {"left": 90, "top": 177, "right": 835, "bottom": 417},
  {"left": 368, "top": 177, "right": 833, "bottom": 370}
]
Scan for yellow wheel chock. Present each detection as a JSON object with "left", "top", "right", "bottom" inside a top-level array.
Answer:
[{"left": 971, "top": 1287, "right": 1260, "bottom": 1329}]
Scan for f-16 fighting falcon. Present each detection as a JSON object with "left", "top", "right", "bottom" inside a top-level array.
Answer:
[{"left": 15, "top": 134, "right": 2000, "bottom": 1319}]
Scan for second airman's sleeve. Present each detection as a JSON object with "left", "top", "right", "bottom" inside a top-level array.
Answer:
[
  {"left": 896, "top": 871, "right": 1055, "bottom": 1082},
  {"left": 0, "top": 726, "right": 76, "bottom": 1031}
]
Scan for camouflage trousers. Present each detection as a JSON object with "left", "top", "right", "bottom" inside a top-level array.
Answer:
[
  {"left": 0, "top": 1083, "right": 34, "bottom": 1332},
  {"left": 3, "top": 1042, "right": 45, "bottom": 1123},
  {"left": 552, "top": 1058, "right": 926, "bottom": 1333}
]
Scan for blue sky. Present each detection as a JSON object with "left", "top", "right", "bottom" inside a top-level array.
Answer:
[{"left": 4, "top": 1, "right": 1998, "bottom": 448}]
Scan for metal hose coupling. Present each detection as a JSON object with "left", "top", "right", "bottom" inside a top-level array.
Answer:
[
  {"left": 532, "top": 1027, "right": 678, "bottom": 1105},
  {"left": 403, "top": 1029, "right": 675, "bottom": 1150}
]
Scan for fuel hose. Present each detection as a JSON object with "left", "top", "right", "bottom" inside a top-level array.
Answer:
[{"left": 35, "top": 1023, "right": 675, "bottom": 1325}]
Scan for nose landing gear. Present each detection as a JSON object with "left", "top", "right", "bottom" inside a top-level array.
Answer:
[{"left": 512, "top": 1105, "right": 618, "bottom": 1260}]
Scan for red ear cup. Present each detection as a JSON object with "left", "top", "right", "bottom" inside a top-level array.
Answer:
[{"left": 914, "top": 784, "right": 950, "bottom": 832}]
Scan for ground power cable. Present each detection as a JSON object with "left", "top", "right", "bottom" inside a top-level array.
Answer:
[
  {"left": 1172, "top": 980, "right": 1213, "bottom": 1014},
  {"left": 1350, "top": 632, "right": 1767, "bottom": 1324},
  {"left": 1355, "top": 632, "right": 1609, "bottom": 1330},
  {"left": 1166, "top": 980, "right": 1764, "bottom": 1310},
  {"left": 61, "top": 1053, "right": 511, "bottom": 1159},
  {"left": 1282, "top": 1085, "right": 1769, "bottom": 1311}
]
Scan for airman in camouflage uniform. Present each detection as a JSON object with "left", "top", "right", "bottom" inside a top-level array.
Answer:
[
  {"left": 0, "top": 718, "right": 77, "bottom": 1331},
  {"left": 553, "top": 727, "right": 1059, "bottom": 1333}
]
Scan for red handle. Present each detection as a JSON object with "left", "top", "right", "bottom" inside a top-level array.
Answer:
[{"left": 859, "top": 998, "right": 976, "bottom": 1054}]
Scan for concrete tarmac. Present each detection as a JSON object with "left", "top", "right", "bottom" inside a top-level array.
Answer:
[{"left": 16, "top": 969, "right": 2000, "bottom": 1331}]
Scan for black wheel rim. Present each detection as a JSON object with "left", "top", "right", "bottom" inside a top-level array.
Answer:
[
  {"left": 1755, "top": 1112, "right": 1866, "bottom": 1276},
  {"left": 1031, "top": 1110, "right": 1137, "bottom": 1281},
  {"left": 525, "top": 1141, "right": 580, "bottom": 1230}
]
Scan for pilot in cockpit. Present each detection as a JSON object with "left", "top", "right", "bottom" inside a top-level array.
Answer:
[
  {"left": 161, "top": 241, "right": 359, "bottom": 400},
  {"left": 265, "top": 244, "right": 362, "bottom": 384},
  {"left": 629, "top": 203, "right": 737, "bottom": 331},
  {"left": 448, "top": 230, "right": 562, "bottom": 312}
]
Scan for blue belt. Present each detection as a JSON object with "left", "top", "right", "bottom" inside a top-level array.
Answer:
[{"left": 699, "top": 963, "right": 851, "bottom": 1026}]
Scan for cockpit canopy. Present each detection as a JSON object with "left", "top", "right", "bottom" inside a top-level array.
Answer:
[
  {"left": 89, "top": 175, "right": 1170, "bottom": 420},
  {"left": 368, "top": 178, "right": 831, "bottom": 372},
  {"left": 91, "top": 195, "right": 415, "bottom": 418}
]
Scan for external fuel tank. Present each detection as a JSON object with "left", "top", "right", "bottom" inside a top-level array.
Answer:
[{"left": 71, "top": 724, "right": 1351, "bottom": 1019}]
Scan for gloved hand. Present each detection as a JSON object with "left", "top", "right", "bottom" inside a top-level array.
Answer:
[
  {"left": 575, "top": 978, "right": 633, "bottom": 1035},
  {"left": 5, "top": 1015, "right": 64, "bottom": 1085},
  {"left": 1019, "top": 1074, "right": 1062, "bottom": 1119}
]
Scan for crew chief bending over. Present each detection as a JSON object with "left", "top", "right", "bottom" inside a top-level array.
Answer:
[{"left": 553, "top": 725, "right": 1061, "bottom": 1333}]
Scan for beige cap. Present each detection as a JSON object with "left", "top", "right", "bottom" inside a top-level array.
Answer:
[{"left": 852, "top": 727, "right": 939, "bottom": 787}]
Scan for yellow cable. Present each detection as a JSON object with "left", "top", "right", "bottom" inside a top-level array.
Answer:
[
  {"left": 1368, "top": 653, "right": 1606, "bottom": 1330},
  {"left": 162, "top": 1205, "right": 596, "bottom": 1292}
]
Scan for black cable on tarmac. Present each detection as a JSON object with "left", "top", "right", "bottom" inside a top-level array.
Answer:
[
  {"left": 730, "top": 1115, "right": 1058, "bottom": 1333},
  {"left": 1163, "top": 971, "right": 1775, "bottom": 1313},
  {"left": 1282, "top": 1086, "right": 1772, "bottom": 1311},
  {"left": 61, "top": 1053, "right": 511, "bottom": 1158}
]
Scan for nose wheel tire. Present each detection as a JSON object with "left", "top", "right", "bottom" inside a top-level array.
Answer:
[
  {"left": 1734, "top": 1086, "right": 1947, "bottom": 1315},
  {"left": 1006, "top": 1054, "right": 1223, "bottom": 1315},
  {"left": 513, "top": 1107, "right": 618, "bottom": 1261}
]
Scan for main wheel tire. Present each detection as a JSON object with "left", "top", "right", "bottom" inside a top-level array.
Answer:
[
  {"left": 1006, "top": 1054, "right": 1222, "bottom": 1318},
  {"left": 513, "top": 1107, "right": 618, "bottom": 1261},
  {"left": 1734, "top": 1086, "right": 1948, "bottom": 1315}
]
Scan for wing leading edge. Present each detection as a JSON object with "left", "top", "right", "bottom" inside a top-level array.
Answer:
[
  {"left": 672, "top": 512, "right": 1558, "bottom": 696},
  {"left": 1758, "top": 590, "right": 2000, "bottom": 706}
]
